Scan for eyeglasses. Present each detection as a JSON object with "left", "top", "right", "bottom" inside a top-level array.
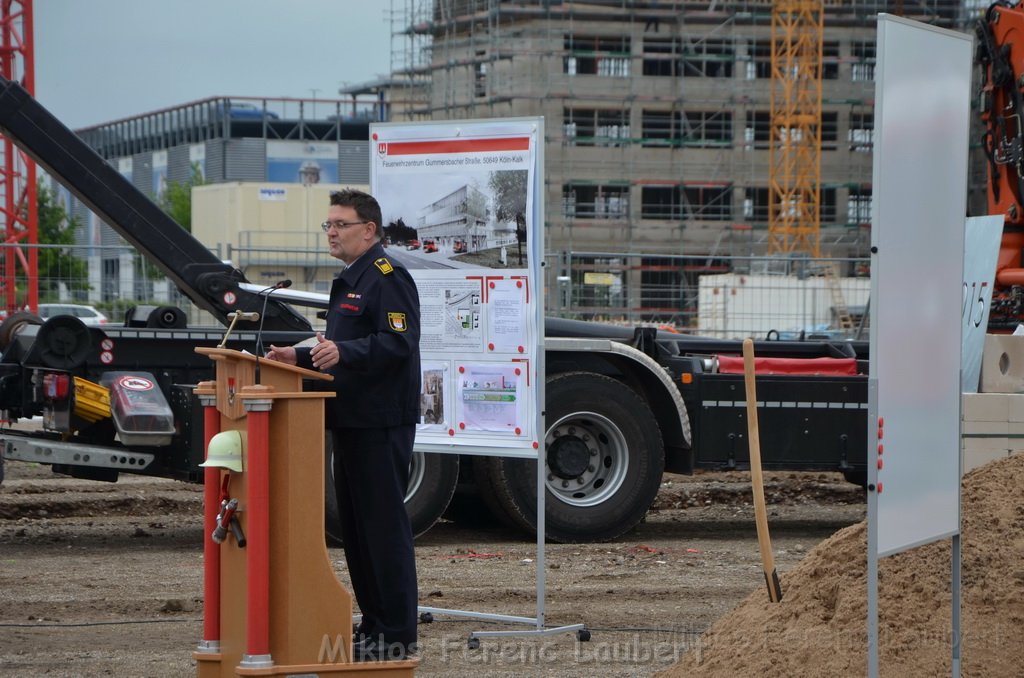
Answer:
[{"left": 321, "top": 219, "right": 369, "bottom": 232}]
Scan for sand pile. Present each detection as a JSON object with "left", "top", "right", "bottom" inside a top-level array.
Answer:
[{"left": 660, "top": 454, "right": 1024, "bottom": 677}]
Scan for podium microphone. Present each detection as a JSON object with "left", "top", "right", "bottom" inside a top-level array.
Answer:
[{"left": 255, "top": 279, "right": 292, "bottom": 384}]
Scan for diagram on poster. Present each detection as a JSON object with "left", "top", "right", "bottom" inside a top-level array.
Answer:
[
  {"left": 419, "top": 361, "right": 449, "bottom": 430},
  {"left": 456, "top": 363, "right": 525, "bottom": 433},
  {"left": 418, "top": 277, "right": 483, "bottom": 353}
]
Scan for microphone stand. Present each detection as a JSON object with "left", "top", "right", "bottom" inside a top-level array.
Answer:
[{"left": 254, "top": 279, "right": 292, "bottom": 384}]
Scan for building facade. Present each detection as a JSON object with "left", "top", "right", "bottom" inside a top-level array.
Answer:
[{"left": 373, "top": 0, "right": 984, "bottom": 321}]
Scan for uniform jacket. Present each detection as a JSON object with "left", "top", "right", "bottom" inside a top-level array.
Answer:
[{"left": 296, "top": 242, "right": 421, "bottom": 428}]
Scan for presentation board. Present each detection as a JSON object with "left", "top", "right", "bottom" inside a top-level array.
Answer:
[
  {"left": 869, "top": 16, "right": 972, "bottom": 556},
  {"left": 370, "top": 118, "right": 544, "bottom": 458}
]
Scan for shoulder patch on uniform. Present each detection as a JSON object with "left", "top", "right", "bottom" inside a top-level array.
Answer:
[
  {"left": 374, "top": 257, "right": 394, "bottom": 275},
  {"left": 387, "top": 312, "right": 408, "bottom": 332}
]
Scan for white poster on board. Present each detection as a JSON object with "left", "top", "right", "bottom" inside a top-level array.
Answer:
[{"left": 371, "top": 118, "right": 544, "bottom": 457}]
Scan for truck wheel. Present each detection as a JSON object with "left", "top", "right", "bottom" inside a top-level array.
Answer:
[
  {"left": 324, "top": 442, "right": 458, "bottom": 546},
  {"left": 484, "top": 372, "right": 665, "bottom": 543},
  {"left": 0, "top": 310, "right": 42, "bottom": 351}
]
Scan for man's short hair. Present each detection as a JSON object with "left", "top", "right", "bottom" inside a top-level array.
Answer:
[{"left": 330, "top": 189, "right": 383, "bottom": 241}]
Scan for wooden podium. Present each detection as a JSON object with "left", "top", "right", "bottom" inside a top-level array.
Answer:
[{"left": 192, "top": 348, "right": 417, "bottom": 677}]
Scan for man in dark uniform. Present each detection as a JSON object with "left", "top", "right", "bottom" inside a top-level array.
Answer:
[{"left": 266, "top": 189, "right": 420, "bottom": 661}]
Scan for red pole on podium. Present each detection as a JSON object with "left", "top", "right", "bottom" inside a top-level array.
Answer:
[
  {"left": 200, "top": 394, "right": 221, "bottom": 648},
  {"left": 245, "top": 402, "right": 272, "bottom": 661}
]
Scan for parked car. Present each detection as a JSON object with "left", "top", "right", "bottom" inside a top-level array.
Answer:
[
  {"left": 36, "top": 303, "right": 109, "bottom": 327},
  {"left": 422, "top": 239, "right": 438, "bottom": 253},
  {"left": 219, "top": 102, "right": 279, "bottom": 120},
  {"left": 453, "top": 240, "right": 467, "bottom": 254},
  {"left": 406, "top": 239, "right": 421, "bottom": 250}
]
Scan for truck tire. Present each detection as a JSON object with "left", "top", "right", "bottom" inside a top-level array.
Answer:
[
  {"left": 0, "top": 310, "right": 42, "bottom": 350},
  {"left": 324, "top": 442, "right": 459, "bottom": 546},
  {"left": 483, "top": 371, "right": 665, "bottom": 543}
]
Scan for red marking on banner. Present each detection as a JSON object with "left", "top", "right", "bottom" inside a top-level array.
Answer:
[
  {"left": 488, "top": 343, "right": 494, "bottom": 351},
  {"left": 383, "top": 137, "right": 529, "bottom": 156},
  {"left": 448, "top": 428, "right": 455, "bottom": 436},
  {"left": 514, "top": 427, "right": 521, "bottom": 435}
]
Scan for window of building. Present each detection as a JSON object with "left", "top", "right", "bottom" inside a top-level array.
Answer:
[
  {"left": 744, "top": 111, "right": 771, "bottom": 150},
  {"left": 641, "top": 109, "right": 676, "bottom": 147},
  {"left": 564, "top": 108, "right": 630, "bottom": 146},
  {"left": 565, "top": 35, "right": 631, "bottom": 77},
  {"left": 852, "top": 41, "right": 876, "bottom": 81},
  {"left": 681, "top": 39, "right": 734, "bottom": 78},
  {"left": 563, "top": 184, "right": 630, "bottom": 219},
  {"left": 744, "top": 187, "right": 835, "bottom": 223},
  {"left": 573, "top": 256, "right": 626, "bottom": 311},
  {"left": 640, "top": 257, "right": 684, "bottom": 313},
  {"left": 743, "top": 187, "right": 771, "bottom": 222},
  {"left": 746, "top": 40, "right": 837, "bottom": 80},
  {"left": 642, "top": 37, "right": 680, "bottom": 76},
  {"left": 847, "top": 186, "right": 872, "bottom": 225},
  {"left": 821, "top": 111, "right": 838, "bottom": 150},
  {"left": 641, "top": 184, "right": 732, "bottom": 221},
  {"left": 849, "top": 112, "right": 874, "bottom": 152},
  {"left": 747, "top": 40, "right": 771, "bottom": 80},
  {"left": 823, "top": 41, "right": 840, "bottom": 80},
  {"left": 641, "top": 186, "right": 679, "bottom": 219},
  {"left": 683, "top": 110, "right": 732, "bottom": 146},
  {"left": 475, "top": 49, "right": 487, "bottom": 98},
  {"left": 820, "top": 187, "right": 837, "bottom": 223},
  {"left": 685, "top": 184, "right": 732, "bottom": 220}
]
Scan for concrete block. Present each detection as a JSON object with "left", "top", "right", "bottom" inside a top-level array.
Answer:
[
  {"left": 962, "top": 393, "right": 1011, "bottom": 422},
  {"left": 963, "top": 447, "right": 1009, "bottom": 473},
  {"left": 962, "top": 435, "right": 1009, "bottom": 453},
  {"left": 1008, "top": 394, "right": 1024, "bottom": 422},
  {"left": 980, "top": 334, "right": 1024, "bottom": 393},
  {"left": 962, "top": 420, "right": 1009, "bottom": 435}
]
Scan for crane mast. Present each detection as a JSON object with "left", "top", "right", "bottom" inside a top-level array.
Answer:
[{"left": 768, "top": 0, "right": 824, "bottom": 258}]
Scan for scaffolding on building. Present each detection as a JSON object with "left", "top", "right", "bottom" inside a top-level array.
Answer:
[{"left": 382, "top": 1, "right": 978, "bottom": 325}]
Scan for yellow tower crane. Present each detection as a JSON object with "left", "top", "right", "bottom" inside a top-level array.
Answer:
[{"left": 768, "top": 0, "right": 823, "bottom": 257}]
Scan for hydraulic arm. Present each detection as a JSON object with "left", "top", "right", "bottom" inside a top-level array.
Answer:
[{"left": 0, "top": 75, "right": 310, "bottom": 331}]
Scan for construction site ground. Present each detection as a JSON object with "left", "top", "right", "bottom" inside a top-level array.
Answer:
[{"left": 0, "top": 460, "right": 864, "bottom": 677}]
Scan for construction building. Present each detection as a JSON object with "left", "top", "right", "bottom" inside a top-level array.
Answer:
[{"left": 342, "top": 0, "right": 983, "bottom": 321}]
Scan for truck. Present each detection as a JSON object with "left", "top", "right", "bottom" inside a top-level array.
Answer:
[
  {"left": 978, "top": 1, "right": 1024, "bottom": 329},
  {"left": 0, "top": 75, "right": 869, "bottom": 543}
]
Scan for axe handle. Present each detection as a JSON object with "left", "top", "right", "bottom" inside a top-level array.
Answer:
[{"left": 743, "top": 338, "right": 783, "bottom": 603}]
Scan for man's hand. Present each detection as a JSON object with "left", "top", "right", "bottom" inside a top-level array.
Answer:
[
  {"left": 309, "top": 332, "right": 340, "bottom": 370},
  {"left": 265, "top": 345, "right": 297, "bottom": 365}
]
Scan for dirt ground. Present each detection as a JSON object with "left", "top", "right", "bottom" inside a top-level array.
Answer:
[{"left": 0, "top": 461, "right": 864, "bottom": 677}]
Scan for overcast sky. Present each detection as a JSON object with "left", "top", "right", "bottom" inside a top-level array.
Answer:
[{"left": 35, "top": 0, "right": 393, "bottom": 130}]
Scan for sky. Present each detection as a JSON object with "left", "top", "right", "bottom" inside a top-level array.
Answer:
[{"left": 34, "top": 0, "right": 394, "bottom": 130}]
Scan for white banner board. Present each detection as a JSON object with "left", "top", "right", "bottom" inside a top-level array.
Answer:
[
  {"left": 870, "top": 16, "right": 972, "bottom": 556},
  {"left": 370, "top": 118, "right": 544, "bottom": 458}
]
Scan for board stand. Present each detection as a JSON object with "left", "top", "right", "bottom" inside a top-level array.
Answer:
[{"left": 414, "top": 451, "right": 588, "bottom": 647}]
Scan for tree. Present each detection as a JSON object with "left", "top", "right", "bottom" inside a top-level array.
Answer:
[
  {"left": 488, "top": 170, "right": 528, "bottom": 264},
  {"left": 384, "top": 217, "right": 417, "bottom": 245},
  {"left": 37, "top": 186, "right": 88, "bottom": 299},
  {"left": 159, "top": 162, "right": 205, "bottom": 232}
]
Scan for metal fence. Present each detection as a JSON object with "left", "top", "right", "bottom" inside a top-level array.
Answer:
[
  {"left": 544, "top": 251, "right": 871, "bottom": 339},
  {"left": 2, "top": 243, "right": 872, "bottom": 340}
]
